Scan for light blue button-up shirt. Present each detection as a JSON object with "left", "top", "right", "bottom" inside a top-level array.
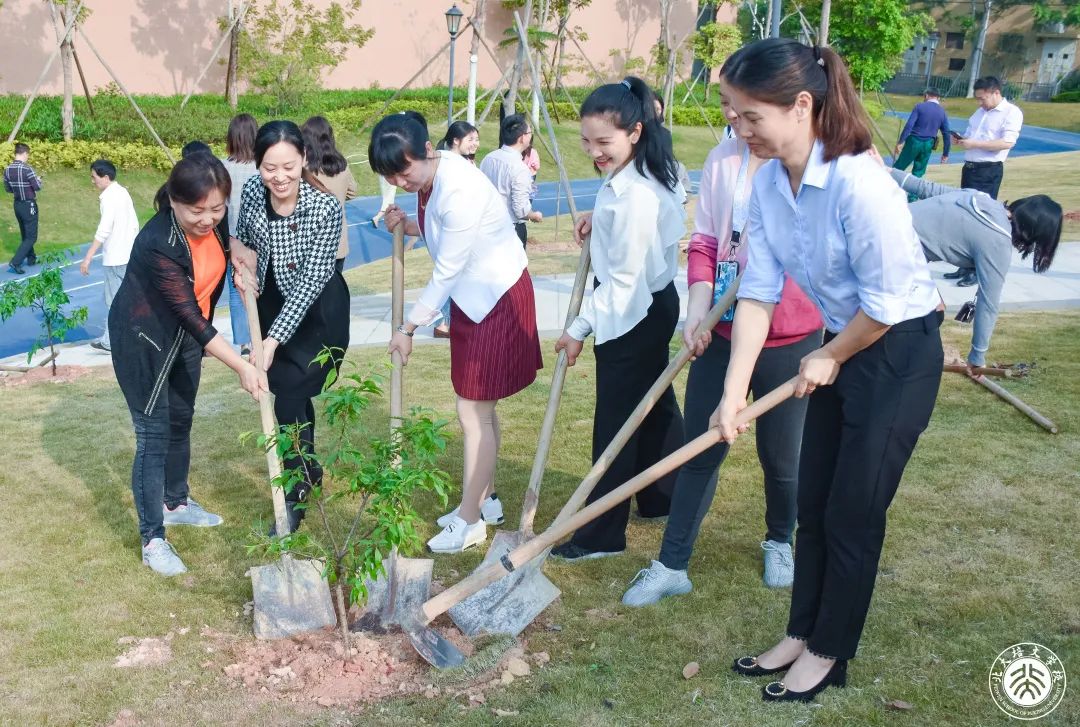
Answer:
[{"left": 738, "top": 141, "right": 940, "bottom": 333}]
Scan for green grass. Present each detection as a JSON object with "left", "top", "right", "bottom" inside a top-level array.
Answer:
[
  {"left": 1, "top": 313, "right": 1078, "bottom": 725},
  {"left": 883, "top": 93, "right": 1080, "bottom": 134}
]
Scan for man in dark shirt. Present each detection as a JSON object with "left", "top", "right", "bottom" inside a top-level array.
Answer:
[
  {"left": 4, "top": 143, "right": 43, "bottom": 275},
  {"left": 893, "top": 88, "right": 951, "bottom": 182}
]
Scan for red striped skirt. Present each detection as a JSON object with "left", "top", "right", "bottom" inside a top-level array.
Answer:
[{"left": 450, "top": 269, "right": 543, "bottom": 400}]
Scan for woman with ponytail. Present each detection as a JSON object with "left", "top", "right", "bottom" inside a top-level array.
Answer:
[
  {"left": 551, "top": 76, "right": 687, "bottom": 562},
  {"left": 233, "top": 120, "right": 351, "bottom": 534},
  {"left": 714, "top": 39, "right": 943, "bottom": 702}
]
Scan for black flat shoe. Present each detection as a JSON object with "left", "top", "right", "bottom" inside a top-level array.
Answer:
[
  {"left": 762, "top": 659, "right": 847, "bottom": 702},
  {"left": 943, "top": 268, "right": 968, "bottom": 280},
  {"left": 732, "top": 654, "right": 796, "bottom": 677}
]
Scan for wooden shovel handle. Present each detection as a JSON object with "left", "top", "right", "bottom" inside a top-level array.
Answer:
[
  {"left": 241, "top": 271, "right": 291, "bottom": 537},
  {"left": 422, "top": 373, "right": 796, "bottom": 623},
  {"left": 548, "top": 272, "right": 743, "bottom": 529},
  {"left": 390, "top": 225, "right": 405, "bottom": 428},
  {"left": 969, "top": 373, "right": 1058, "bottom": 433}
]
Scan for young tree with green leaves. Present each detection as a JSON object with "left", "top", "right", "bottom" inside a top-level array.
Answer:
[{"left": 691, "top": 22, "right": 742, "bottom": 101}]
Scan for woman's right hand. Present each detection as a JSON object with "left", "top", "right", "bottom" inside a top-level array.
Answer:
[
  {"left": 682, "top": 299, "right": 712, "bottom": 357},
  {"left": 709, "top": 393, "right": 748, "bottom": 444},
  {"left": 573, "top": 212, "right": 593, "bottom": 247},
  {"left": 383, "top": 204, "right": 407, "bottom": 233},
  {"left": 239, "top": 361, "right": 268, "bottom": 402}
]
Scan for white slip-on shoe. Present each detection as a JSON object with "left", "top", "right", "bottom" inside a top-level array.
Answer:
[
  {"left": 621, "top": 559, "right": 692, "bottom": 607},
  {"left": 427, "top": 515, "right": 487, "bottom": 554},
  {"left": 436, "top": 494, "right": 505, "bottom": 528}
]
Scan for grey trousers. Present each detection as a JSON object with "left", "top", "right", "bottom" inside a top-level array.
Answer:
[{"left": 100, "top": 264, "right": 127, "bottom": 347}]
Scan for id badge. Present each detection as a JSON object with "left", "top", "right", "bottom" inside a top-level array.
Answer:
[{"left": 713, "top": 260, "right": 739, "bottom": 322}]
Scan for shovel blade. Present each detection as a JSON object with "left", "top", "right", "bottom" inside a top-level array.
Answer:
[
  {"left": 405, "top": 623, "right": 467, "bottom": 669},
  {"left": 362, "top": 555, "right": 434, "bottom": 628},
  {"left": 448, "top": 530, "right": 561, "bottom": 637},
  {"left": 250, "top": 556, "right": 336, "bottom": 640}
]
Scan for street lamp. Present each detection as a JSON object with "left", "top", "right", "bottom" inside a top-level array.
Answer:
[
  {"left": 445, "top": 4, "right": 464, "bottom": 125},
  {"left": 925, "top": 31, "right": 941, "bottom": 90}
]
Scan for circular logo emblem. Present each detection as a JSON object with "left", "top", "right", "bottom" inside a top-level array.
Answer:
[{"left": 989, "top": 643, "right": 1066, "bottom": 720}]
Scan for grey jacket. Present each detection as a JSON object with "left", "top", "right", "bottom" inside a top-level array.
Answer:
[{"left": 890, "top": 168, "right": 1013, "bottom": 366}]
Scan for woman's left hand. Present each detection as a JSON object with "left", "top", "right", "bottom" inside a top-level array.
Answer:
[
  {"left": 259, "top": 337, "right": 279, "bottom": 371},
  {"left": 388, "top": 330, "right": 413, "bottom": 366},
  {"left": 554, "top": 332, "right": 584, "bottom": 366},
  {"left": 796, "top": 347, "right": 841, "bottom": 397},
  {"left": 866, "top": 145, "right": 886, "bottom": 167}
]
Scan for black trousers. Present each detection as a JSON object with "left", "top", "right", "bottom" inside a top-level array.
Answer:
[
  {"left": 273, "top": 395, "right": 320, "bottom": 503},
  {"left": 960, "top": 161, "right": 1004, "bottom": 200},
  {"left": 514, "top": 222, "right": 528, "bottom": 248},
  {"left": 570, "top": 282, "right": 685, "bottom": 552},
  {"left": 10, "top": 199, "right": 39, "bottom": 266},
  {"left": 786, "top": 311, "right": 942, "bottom": 660}
]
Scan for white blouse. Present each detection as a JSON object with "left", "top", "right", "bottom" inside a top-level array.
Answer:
[
  {"left": 566, "top": 162, "right": 686, "bottom": 344},
  {"left": 408, "top": 151, "right": 528, "bottom": 326}
]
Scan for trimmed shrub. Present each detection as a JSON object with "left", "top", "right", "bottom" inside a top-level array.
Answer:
[{"left": 1051, "top": 90, "right": 1080, "bottom": 103}]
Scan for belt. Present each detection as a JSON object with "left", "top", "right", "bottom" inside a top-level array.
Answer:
[
  {"left": 890, "top": 309, "right": 944, "bottom": 333},
  {"left": 13, "top": 197, "right": 36, "bottom": 203},
  {"left": 963, "top": 160, "right": 1002, "bottom": 167}
]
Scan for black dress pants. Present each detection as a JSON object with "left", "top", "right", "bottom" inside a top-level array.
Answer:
[
  {"left": 960, "top": 161, "right": 1004, "bottom": 199},
  {"left": 786, "top": 311, "right": 943, "bottom": 660},
  {"left": 10, "top": 199, "right": 39, "bottom": 266},
  {"left": 570, "top": 282, "right": 685, "bottom": 552}
]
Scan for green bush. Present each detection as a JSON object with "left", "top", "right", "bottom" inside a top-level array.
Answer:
[
  {"left": 1051, "top": 90, "right": 1080, "bottom": 103},
  {"left": 0, "top": 139, "right": 186, "bottom": 172}
]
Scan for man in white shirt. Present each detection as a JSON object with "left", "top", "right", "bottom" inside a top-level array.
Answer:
[
  {"left": 81, "top": 159, "right": 140, "bottom": 351},
  {"left": 480, "top": 113, "right": 542, "bottom": 247},
  {"left": 948, "top": 76, "right": 1023, "bottom": 285}
]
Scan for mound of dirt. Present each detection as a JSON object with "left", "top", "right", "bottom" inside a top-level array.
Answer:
[{"left": 0, "top": 365, "right": 96, "bottom": 387}]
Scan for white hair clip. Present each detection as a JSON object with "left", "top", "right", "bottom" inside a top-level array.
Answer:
[{"left": 621, "top": 79, "right": 632, "bottom": 90}]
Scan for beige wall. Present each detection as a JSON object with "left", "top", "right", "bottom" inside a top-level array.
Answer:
[{"left": 0, "top": 0, "right": 734, "bottom": 96}]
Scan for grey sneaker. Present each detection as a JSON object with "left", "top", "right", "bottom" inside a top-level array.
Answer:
[
  {"left": 142, "top": 538, "right": 188, "bottom": 576},
  {"left": 621, "top": 560, "right": 692, "bottom": 607},
  {"left": 437, "top": 494, "right": 504, "bottom": 528},
  {"left": 761, "top": 540, "right": 794, "bottom": 588},
  {"left": 163, "top": 498, "right": 223, "bottom": 527}
]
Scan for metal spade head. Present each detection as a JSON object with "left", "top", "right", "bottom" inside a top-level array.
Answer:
[
  {"left": 403, "top": 618, "right": 467, "bottom": 669},
  {"left": 360, "top": 554, "right": 434, "bottom": 629},
  {"left": 250, "top": 556, "right": 337, "bottom": 640},
  {"left": 447, "top": 530, "right": 560, "bottom": 637}
]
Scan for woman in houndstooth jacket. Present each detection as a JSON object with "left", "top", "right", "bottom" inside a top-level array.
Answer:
[{"left": 234, "top": 120, "right": 350, "bottom": 534}]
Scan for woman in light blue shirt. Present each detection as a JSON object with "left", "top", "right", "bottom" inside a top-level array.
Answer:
[{"left": 712, "top": 38, "right": 944, "bottom": 703}]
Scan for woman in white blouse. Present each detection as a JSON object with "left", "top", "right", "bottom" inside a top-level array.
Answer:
[
  {"left": 372, "top": 112, "right": 543, "bottom": 555},
  {"left": 714, "top": 39, "right": 943, "bottom": 703},
  {"left": 551, "top": 76, "right": 686, "bottom": 562}
]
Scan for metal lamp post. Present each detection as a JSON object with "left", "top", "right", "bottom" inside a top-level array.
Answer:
[
  {"left": 445, "top": 4, "right": 464, "bottom": 126},
  {"left": 925, "top": 31, "right": 940, "bottom": 90}
]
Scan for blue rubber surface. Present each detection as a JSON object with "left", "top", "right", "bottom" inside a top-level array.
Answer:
[{"left": 886, "top": 112, "right": 1080, "bottom": 164}]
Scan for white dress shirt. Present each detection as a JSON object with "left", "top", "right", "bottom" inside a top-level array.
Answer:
[
  {"left": 566, "top": 162, "right": 686, "bottom": 344},
  {"left": 95, "top": 181, "right": 140, "bottom": 266},
  {"left": 963, "top": 98, "right": 1023, "bottom": 163},
  {"left": 479, "top": 146, "right": 534, "bottom": 222},
  {"left": 408, "top": 151, "right": 528, "bottom": 326},
  {"left": 739, "top": 141, "right": 939, "bottom": 333}
]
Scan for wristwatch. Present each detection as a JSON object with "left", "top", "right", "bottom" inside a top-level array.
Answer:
[{"left": 395, "top": 324, "right": 414, "bottom": 337}]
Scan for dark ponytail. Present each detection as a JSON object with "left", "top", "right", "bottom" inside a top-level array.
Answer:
[
  {"left": 580, "top": 75, "right": 678, "bottom": 191},
  {"left": 1007, "top": 194, "right": 1062, "bottom": 273},
  {"left": 154, "top": 153, "right": 232, "bottom": 211},
  {"left": 721, "top": 38, "right": 871, "bottom": 162},
  {"left": 437, "top": 120, "right": 478, "bottom": 152}
]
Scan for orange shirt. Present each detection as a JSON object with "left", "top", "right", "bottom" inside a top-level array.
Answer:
[{"left": 189, "top": 231, "right": 226, "bottom": 320}]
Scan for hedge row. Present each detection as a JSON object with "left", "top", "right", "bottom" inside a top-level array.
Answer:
[
  {"left": 1051, "top": 90, "right": 1080, "bottom": 103},
  {"left": 0, "top": 140, "right": 186, "bottom": 172}
]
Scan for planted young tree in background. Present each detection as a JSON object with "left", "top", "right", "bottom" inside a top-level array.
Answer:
[
  {"left": 248, "top": 357, "right": 451, "bottom": 648},
  {"left": 691, "top": 21, "right": 741, "bottom": 101},
  {"left": 233, "top": 0, "right": 373, "bottom": 111},
  {"left": 0, "top": 252, "right": 88, "bottom": 375}
]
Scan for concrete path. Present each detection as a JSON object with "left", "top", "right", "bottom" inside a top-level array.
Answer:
[{"left": 5, "top": 241, "right": 1079, "bottom": 372}]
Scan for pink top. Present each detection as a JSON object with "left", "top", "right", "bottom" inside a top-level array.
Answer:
[
  {"left": 523, "top": 147, "right": 540, "bottom": 175},
  {"left": 687, "top": 139, "right": 821, "bottom": 347}
]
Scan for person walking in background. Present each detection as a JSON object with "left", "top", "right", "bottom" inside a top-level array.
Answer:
[
  {"left": 480, "top": 113, "right": 543, "bottom": 247},
  {"left": 893, "top": 88, "right": 951, "bottom": 183},
  {"left": 302, "top": 115, "right": 357, "bottom": 274},
  {"left": 220, "top": 113, "right": 259, "bottom": 356},
  {"left": 947, "top": 76, "right": 1024, "bottom": 287},
  {"left": 79, "top": 159, "right": 139, "bottom": 352},
  {"left": 4, "top": 142, "right": 42, "bottom": 275}
]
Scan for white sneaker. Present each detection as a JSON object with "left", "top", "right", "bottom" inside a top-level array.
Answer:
[
  {"left": 427, "top": 515, "right": 487, "bottom": 554},
  {"left": 621, "top": 560, "right": 692, "bottom": 607},
  {"left": 436, "top": 494, "right": 504, "bottom": 528},
  {"left": 162, "top": 498, "right": 223, "bottom": 527},
  {"left": 142, "top": 538, "right": 188, "bottom": 576},
  {"left": 761, "top": 540, "right": 794, "bottom": 588}
]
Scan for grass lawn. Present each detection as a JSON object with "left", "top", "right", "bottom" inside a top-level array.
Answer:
[
  {"left": 1, "top": 312, "right": 1078, "bottom": 725},
  {"left": 883, "top": 94, "right": 1080, "bottom": 134}
]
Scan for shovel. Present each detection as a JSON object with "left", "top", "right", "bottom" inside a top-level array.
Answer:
[
  {"left": 361, "top": 225, "right": 436, "bottom": 627},
  {"left": 242, "top": 274, "right": 337, "bottom": 640},
  {"left": 409, "top": 375, "right": 800, "bottom": 668},
  {"left": 444, "top": 274, "right": 743, "bottom": 638},
  {"left": 447, "top": 234, "right": 592, "bottom": 638}
]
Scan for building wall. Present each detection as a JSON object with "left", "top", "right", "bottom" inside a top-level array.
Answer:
[{"left": 0, "top": 0, "right": 735, "bottom": 96}]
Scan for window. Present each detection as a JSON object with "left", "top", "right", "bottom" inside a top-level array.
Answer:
[
  {"left": 946, "top": 32, "right": 965, "bottom": 50},
  {"left": 949, "top": 57, "right": 967, "bottom": 71},
  {"left": 998, "top": 34, "right": 1024, "bottom": 54}
]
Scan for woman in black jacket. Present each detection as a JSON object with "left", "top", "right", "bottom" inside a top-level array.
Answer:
[
  {"left": 234, "top": 121, "right": 350, "bottom": 534},
  {"left": 109, "top": 154, "right": 266, "bottom": 577}
]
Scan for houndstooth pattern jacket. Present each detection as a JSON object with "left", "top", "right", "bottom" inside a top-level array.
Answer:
[{"left": 235, "top": 175, "right": 343, "bottom": 344}]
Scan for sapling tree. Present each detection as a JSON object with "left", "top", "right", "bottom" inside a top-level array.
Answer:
[
  {"left": 247, "top": 352, "right": 451, "bottom": 648},
  {"left": 0, "top": 251, "right": 88, "bottom": 375}
]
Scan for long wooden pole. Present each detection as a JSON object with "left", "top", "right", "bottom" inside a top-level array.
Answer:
[
  {"left": 969, "top": 374, "right": 1058, "bottom": 434},
  {"left": 181, "top": 0, "right": 250, "bottom": 109}
]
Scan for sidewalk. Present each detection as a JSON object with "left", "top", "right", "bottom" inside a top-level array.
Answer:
[{"left": 4, "top": 242, "right": 1080, "bottom": 371}]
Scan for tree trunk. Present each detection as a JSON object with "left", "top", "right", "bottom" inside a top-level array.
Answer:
[
  {"left": 555, "top": 14, "right": 568, "bottom": 89},
  {"left": 504, "top": 0, "right": 533, "bottom": 117},
  {"left": 226, "top": 3, "right": 240, "bottom": 109},
  {"left": 333, "top": 580, "right": 351, "bottom": 653},
  {"left": 819, "top": 0, "right": 831, "bottom": 46},
  {"left": 467, "top": 0, "right": 486, "bottom": 123},
  {"left": 659, "top": 0, "right": 676, "bottom": 116},
  {"left": 967, "top": 0, "right": 992, "bottom": 98},
  {"left": 690, "top": 2, "right": 715, "bottom": 84}
]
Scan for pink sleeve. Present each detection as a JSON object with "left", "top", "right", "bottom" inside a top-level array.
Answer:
[{"left": 687, "top": 232, "right": 718, "bottom": 286}]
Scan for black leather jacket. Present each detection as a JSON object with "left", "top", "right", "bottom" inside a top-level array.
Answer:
[{"left": 109, "top": 208, "right": 229, "bottom": 415}]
